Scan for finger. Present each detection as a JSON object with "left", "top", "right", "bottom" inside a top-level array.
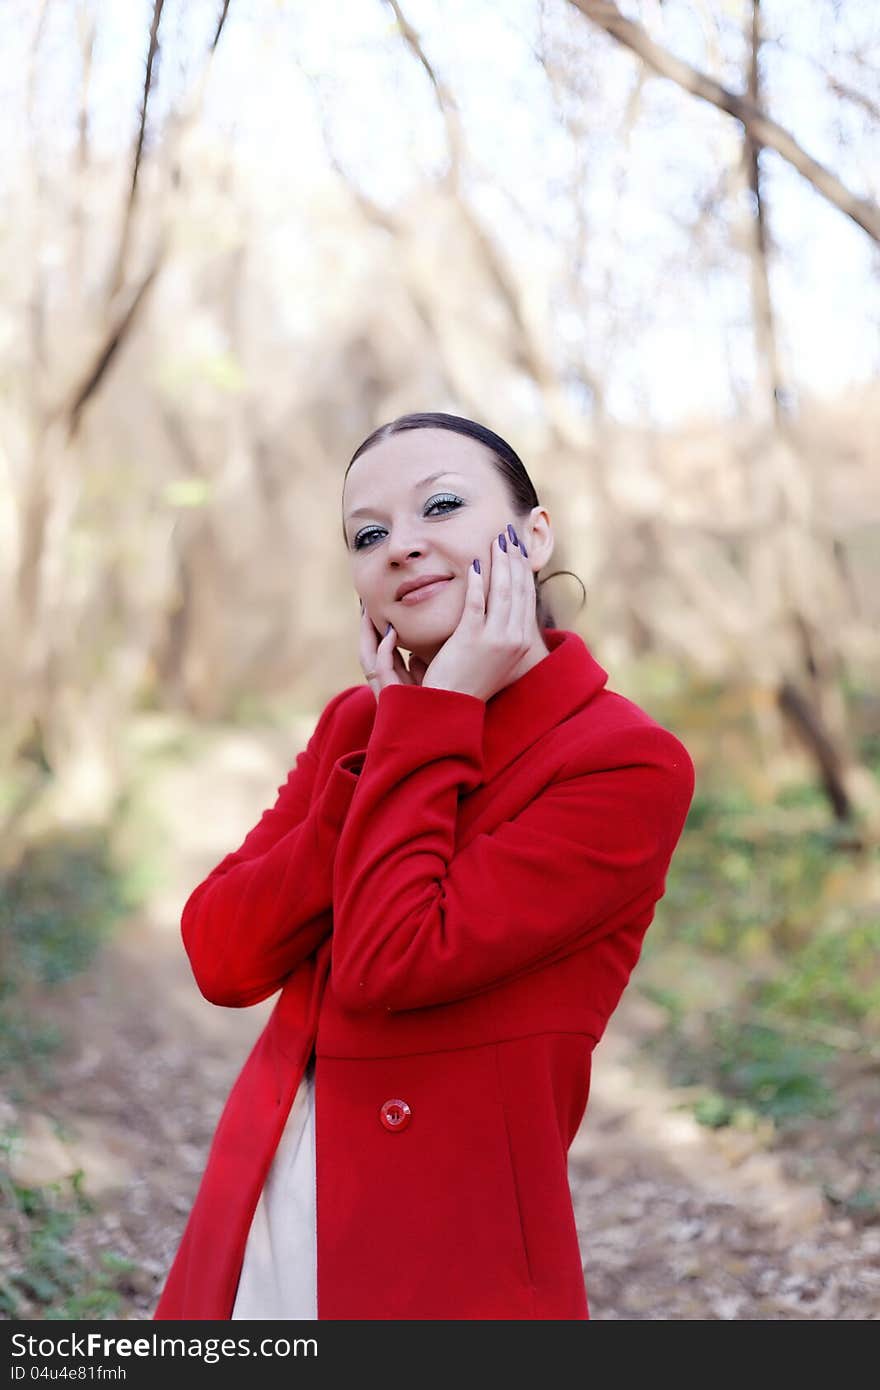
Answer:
[
  {"left": 466, "top": 554, "right": 487, "bottom": 620},
  {"left": 358, "top": 605, "right": 380, "bottom": 673},
  {"left": 377, "top": 622, "right": 396, "bottom": 668},
  {"left": 365, "top": 621, "right": 396, "bottom": 690},
  {"left": 486, "top": 530, "right": 512, "bottom": 631},
  {"left": 503, "top": 529, "right": 514, "bottom": 627},
  {"left": 359, "top": 608, "right": 393, "bottom": 691},
  {"left": 504, "top": 527, "right": 520, "bottom": 634},
  {"left": 383, "top": 624, "right": 414, "bottom": 687},
  {"left": 512, "top": 532, "right": 533, "bottom": 641}
]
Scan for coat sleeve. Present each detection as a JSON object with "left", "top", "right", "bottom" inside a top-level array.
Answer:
[
  {"left": 181, "top": 686, "right": 362, "bottom": 1008},
  {"left": 330, "top": 684, "right": 695, "bottom": 1014}
]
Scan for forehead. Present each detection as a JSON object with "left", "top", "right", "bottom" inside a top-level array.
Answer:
[{"left": 344, "top": 430, "right": 498, "bottom": 512}]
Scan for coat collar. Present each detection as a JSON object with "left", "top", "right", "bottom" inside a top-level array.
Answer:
[
  {"left": 481, "top": 627, "right": 609, "bottom": 782},
  {"left": 344, "top": 627, "right": 609, "bottom": 784}
]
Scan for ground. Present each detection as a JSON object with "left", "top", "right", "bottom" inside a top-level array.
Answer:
[{"left": 5, "top": 720, "right": 879, "bottom": 1320}]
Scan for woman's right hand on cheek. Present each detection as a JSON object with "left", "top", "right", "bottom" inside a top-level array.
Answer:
[{"left": 358, "top": 601, "right": 426, "bottom": 701}]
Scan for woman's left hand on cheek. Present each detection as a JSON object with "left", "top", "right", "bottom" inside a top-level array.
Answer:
[{"left": 421, "top": 525, "right": 535, "bottom": 701}]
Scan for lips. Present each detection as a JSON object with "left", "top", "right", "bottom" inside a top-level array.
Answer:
[{"left": 394, "top": 574, "right": 453, "bottom": 601}]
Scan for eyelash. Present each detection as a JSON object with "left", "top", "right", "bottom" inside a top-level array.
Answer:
[{"left": 352, "top": 494, "right": 465, "bottom": 550}]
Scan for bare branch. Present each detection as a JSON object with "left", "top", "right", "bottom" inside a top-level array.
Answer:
[
  {"left": 65, "top": 245, "right": 165, "bottom": 439},
  {"left": 767, "top": 36, "right": 880, "bottom": 126},
  {"left": 210, "top": 0, "right": 232, "bottom": 54},
  {"left": 743, "top": 0, "right": 785, "bottom": 427},
  {"left": 27, "top": 0, "right": 52, "bottom": 119},
  {"left": 76, "top": 0, "right": 96, "bottom": 170},
  {"left": 382, "top": 0, "right": 463, "bottom": 187},
  {"left": 26, "top": 0, "right": 53, "bottom": 384},
  {"left": 569, "top": 0, "right": 880, "bottom": 242},
  {"left": 777, "top": 677, "right": 851, "bottom": 820},
  {"left": 384, "top": 0, "right": 597, "bottom": 441},
  {"left": 107, "top": 0, "right": 165, "bottom": 299}
]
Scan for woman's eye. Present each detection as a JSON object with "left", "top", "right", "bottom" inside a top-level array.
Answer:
[
  {"left": 353, "top": 494, "right": 463, "bottom": 549},
  {"left": 427, "top": 493, "right": 463, "bottom": 515}
]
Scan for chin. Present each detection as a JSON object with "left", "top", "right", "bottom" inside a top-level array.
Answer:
[
  {"left": 395, "top": 618, "right": 453, "bottom": 653},
  {"left": 397, "top": 626, "right": 452, "bottom": 653}
]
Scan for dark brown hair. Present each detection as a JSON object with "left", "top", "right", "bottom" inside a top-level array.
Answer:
[{"left": 342, "top": 411, "right": 586, "bottom": 631}]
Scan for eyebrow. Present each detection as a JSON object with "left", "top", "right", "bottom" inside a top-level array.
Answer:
[{"left": 345, "top": 472, "right": 465, "bottom": 523}]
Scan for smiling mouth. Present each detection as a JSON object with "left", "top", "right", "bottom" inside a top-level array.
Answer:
[{"left": 397, "top": 578, "right": 453, "bottom": 604}]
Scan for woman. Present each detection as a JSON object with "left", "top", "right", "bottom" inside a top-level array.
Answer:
[{"left": 153, "top": 411, "right": 695, "bottom": 1321}]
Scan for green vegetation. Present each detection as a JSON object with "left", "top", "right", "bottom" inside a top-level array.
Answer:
[
  {"left": 1, "top": 824, "right": 151, "bottom": 1317},
  {"left": 655, "top": 1011, "right": 836, "bottom": 1124},
  {"left": 0, "top": 829, "right": 137, "bottom": 1083},
  {"left": 637, "top": 676, "right": 880, "bottom": 1173},
  {"left": 755, "top": 916, "right": 880, "bottom": 1025},
  {"left": 0, "top": 1150, "right": 136, "bottom": 1319}
]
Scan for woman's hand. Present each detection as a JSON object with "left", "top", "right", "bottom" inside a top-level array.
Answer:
[
  {"left": 421, "top": 526, "right": 535, "bottom": 702},
  {"left": 358, "top": 602, "right": 428, "bottom": 701}
]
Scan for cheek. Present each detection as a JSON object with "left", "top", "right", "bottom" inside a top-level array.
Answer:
[{"left": 455, "top": 517, "right": 492, "bottom": 554}]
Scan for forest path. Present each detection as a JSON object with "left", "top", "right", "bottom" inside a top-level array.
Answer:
[{"left": 7, "top": 720, "right": 878, "bottom": 1320}]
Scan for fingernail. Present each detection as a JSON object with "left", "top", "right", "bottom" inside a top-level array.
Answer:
[
  {"left": 473, "top": 557, "right": 480, "bottom": 574},
  {"left": 385, "top": 622, "right": 392, "bottom": 636},
  {"left": 497, "top": 532, "right": 507, "bottom": 552},
  {"left": 520, "top": 540, "right": 529, "bottom": 557},
  {"left": 507, "top": 523, "right": 518, "bottom": 547}
]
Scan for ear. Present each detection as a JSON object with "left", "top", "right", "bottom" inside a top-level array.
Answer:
[{"left": 526, "top": 506, "right": 554, "bottom": 570}]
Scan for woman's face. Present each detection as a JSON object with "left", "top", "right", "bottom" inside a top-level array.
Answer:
[{"left": 342, "top": 429, "right": 552, "bottom": 663}]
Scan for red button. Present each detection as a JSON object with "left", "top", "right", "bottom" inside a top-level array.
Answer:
[{"left": 379, "top": 1098, "right": 412, "bottom": 1132}]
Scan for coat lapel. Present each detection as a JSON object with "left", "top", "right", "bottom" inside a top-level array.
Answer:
[
  {"left": 333, "top": 628, "right": 608, "bottom": 784},
  {"left": 480, "top": 628, "right": 609, "bottom": 783}
]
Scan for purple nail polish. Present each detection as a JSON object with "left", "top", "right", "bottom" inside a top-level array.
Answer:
[
  {"left": 498, "top": 532, "right": 507, "bottom": 552},
  {"left": 385, "top": 622, "right": 392, "bottom": 636},
  {"left": 520, "top": 541, "right": 529, "bottom": 557},
  {"left": 473, "top": 558, "right": 481, "bottom": 574},
  {"left": 507, "top": 523, "right": 518, "bottom": 546}
]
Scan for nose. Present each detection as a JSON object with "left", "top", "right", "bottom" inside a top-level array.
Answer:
[{"left": 385, "top": 529, "right": 426, "bottom": 563}]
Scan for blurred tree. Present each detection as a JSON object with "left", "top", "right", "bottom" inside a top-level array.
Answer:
[
  {"left": 1, "top": 0, "right": 877, "bottom": 854},
  {"left": 572, "top": 0, "right": 879, "bottom": 822}
]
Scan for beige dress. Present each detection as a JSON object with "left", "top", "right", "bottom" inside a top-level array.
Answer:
[{"left": 230, "top": 1051, "right": 317, "bottom": 1320}]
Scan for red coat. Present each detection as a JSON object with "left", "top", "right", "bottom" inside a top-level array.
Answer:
[{"left": 153, "top": 628, "right": 694, "bottom": 1320}]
